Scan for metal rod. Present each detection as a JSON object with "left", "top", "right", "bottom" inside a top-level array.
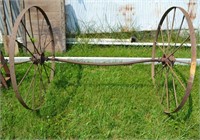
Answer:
[
  {"left": 48, "top": 57, "right": 161, "bottom": 66},
  {"left": 5, "top": 57, "right": 200, "bottom": 65},
  {"left": 66, "top": 38, "right": 200, "bottom": 47}
]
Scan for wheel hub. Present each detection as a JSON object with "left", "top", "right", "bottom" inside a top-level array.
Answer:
[
  {"left": 31, "top": 53, "right": 46, "bottom": 65},
  {"left": 161, "top": 54, "right": 175, "bottom": 67}
]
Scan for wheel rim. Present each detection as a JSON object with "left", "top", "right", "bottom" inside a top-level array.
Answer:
[
  {"left": 9, "top": 5, "right": 55, "bottom": 110},
  {"left": 151, "top": 7, "right": 196, "bottom": 114}
]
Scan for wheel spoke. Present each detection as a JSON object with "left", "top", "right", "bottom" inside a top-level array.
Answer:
[
  {"left": 40, "top": 18, "right": 45, "bottom": 35},
  {"left": 40, "top": 18, "right": 45, "bottom": 52},
  {"left": 37, "top": 8, "right": 42, "bottom": 53},
  {"left": 25, "top": 65, "right": 38, "bottom": 101},
  {"left": 160, "top": 29, "right": 165, "bottom": 53},
  {"left": 38, "top": 65, "right": 46, "bottom": 92},
  {"left": 174, "top": 15, "right": 185, "bottom": 47},
  {"left": 15, "top": 40, "right": 37, "bottom": 59},
  {"left": 156, "top": 41, "right": 165, "bottom": 54},
  {"left": 166, "top": 15, "right": 170, "bottom": 49},
  {"left": 32, "top": 75, "right": 35, "bottom": 109},
  {"left": 168, "top": 35, "right": 190, "bottom": 57},
  {"left": 39, "top": 70, "right": 44, "bottom": 103},
  {"left": 21, "top": 20, "right": 40, "bottom": 55},
  {"left": 44, "top": 39, "right": 53, "bottom": 50},
  {"left": 169, "top": 8, "right": 176, "bottom": 44},
  {"left": 43, "top": 65, "right": 50, "bottom": 83},
  {"left": 165, "top": 68, "right": 170, "bottom": 111},
  {"left": 155, "top": 65, "right": 166, "bottom": 104},
  {"left": 50, "top": 61, "right": 55, "bottom": 81},
  {"left": 28, "top": 9, "right": 34, "bottom": 38},
  {"left": 38, "top": 65, "right": 46, "bottom": 100},
  {"left": 18, "top": 63, "right": 34, "bottom": 87},
  {"left": 160, "top": 77, "right": 166, "bottom": 104},
  {"left": 170, "top": 8, "right": 176, "bottom": 39},
  {"left": 42, "top": 25, "right": 50, "bottom": 51},
  {"left": 42, "top": 33, "right": 48, "bottom": 53},
  {"left": 166, "top": 63, "right": 186, "bottom": 90},
  {"left": 172, "top": 73, "right": 178, "bottom": 107},
  {"left": 153, "top": 65, "right": 165, "bottom": 78},
  {"left": 166, "top": 8, "right": 176, "bottom": 54},
  {"left": 22, "top": 14, "right": 27, "bottom": 50},
  {"left": 44, "top": 63, "right": 55, "bottom": 72}
]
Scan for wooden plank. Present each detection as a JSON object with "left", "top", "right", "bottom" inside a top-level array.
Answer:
[
  {"left": 25, "top": 0, "right": 61, "bottom": 3},
  {"left": 24, "top": 0, "right": 66, "bottom": 52},
  {"left": 0, "top": 0, "right": 3, "bottom": 15},
  {"left": 24, "top": 11, "right": 62, "bottom": 21},
  {"left": 0, "top": 50, "right": 10, "bottom": 89},
  {"left": 3, "top": 35, "right": 19, "bottom": 55},
  {"left": 0, "top": 73, "right": 8, "bottom": 89},
  {"left": 25, "top": 20, "right": 62, "bottom": 28},
  {"left": 24, "top": 0, "right": 61, "bottom": 12},
  {"left": 0, "top": 51, "right": 10, "bottom": 76},
  {"left": 5, "top": 76, "right": 10, "bottom": 81}
]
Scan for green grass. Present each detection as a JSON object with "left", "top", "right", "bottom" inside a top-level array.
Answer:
[
  {"left": 1, "top": 64, "right": 199, "bottom": 139},
  {"left": 1, "top": 44, "right": 200, "bottom": 139},
  {"left": 68, "top": 31, "right": 155, "bottom": 42},
  {"left": 65, "top": 44, "right": 196, "bottom": 58},
  {"left": 0, "top": 44, "right": 4, "bottom": 53}
]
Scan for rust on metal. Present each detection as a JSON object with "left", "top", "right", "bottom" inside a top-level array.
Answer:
[
  {"left": 0, "top": 51, "right": 10, "bottom": 89},
  {"left": 9, "top": 5, "right": 55, "bottom": 110},
  {"left": 49, "top": 57, "right": 161, "bottom": 66},
  {"left": 8, "top": 5, "right": 197, "bottom": 115},
  {"left": 152, "top": 6, "right": 196, "bottom": 114}
]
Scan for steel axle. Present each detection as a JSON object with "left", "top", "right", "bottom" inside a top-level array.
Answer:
[{"left": 8, "top": 6, "right": 197, "bottom": 114}]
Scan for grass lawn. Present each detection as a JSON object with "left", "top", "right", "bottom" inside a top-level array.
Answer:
[{"left": 0, "top": 44, "right": 200, "bottom": 139}]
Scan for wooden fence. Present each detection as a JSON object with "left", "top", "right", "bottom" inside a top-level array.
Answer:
[{"left": 0, "top": 0, "right": 66, "bottom": 52}]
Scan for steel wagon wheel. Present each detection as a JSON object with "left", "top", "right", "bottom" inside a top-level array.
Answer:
[
  {"left": 151, "top": 7, "right": 197, "bottom": 114},
  {"left": 9, "top": 5, "right": 55, "bottom": 110}
]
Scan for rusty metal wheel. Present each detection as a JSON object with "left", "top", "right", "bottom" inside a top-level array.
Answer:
[
  {"left": 152, "top": 7, "right": 197, "bottom": 114},
  {"left": 9, "top": 5, "right": 55, "bottom": 110}
]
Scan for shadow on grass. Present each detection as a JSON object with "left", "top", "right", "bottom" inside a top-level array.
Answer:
[
  {"left": 38, "top": 64, "right": 83, "bottom": 117},
  {"left": 163, "top": 66, "right": 193, "bottom": 120},
  {"left": 37, "top": 64, "right": 153, "bottom": 118},
  {"left": 163, "top": 94, "right": 193, "bottom": 121},
  {"left": 36, "top": 64, "right": 195, "bottom": 120},
  {"left": 183, "top": 95, "right": 193, "bottom": 120},
  {"left": 66, "top": 44, "right": 74, "bottom": 52},
  {"left": 80, "top": 83, "right": 151, "bottom": 89}
]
